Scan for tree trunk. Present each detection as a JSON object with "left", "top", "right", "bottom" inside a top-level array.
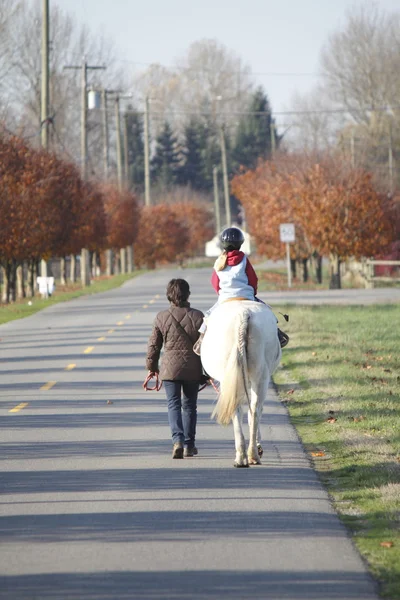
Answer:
[
  {"left": 91, "top": 251, "right": 98, "bottom": 277},
  {"left": 302, "top": 258, "right": 309, "bottom": 282},
  {"left": 329, "top": 254, "right": 342, "bottom": 289},
  {"left": 120, "top": 248, "right": 126, "bottom": 274},
  {"left": 26, "top": 260, "right": 35, "bottom": 297},
  {"left": 16, "top": 265, "right": 24, "bottom": 299},
  {"left": 290, "top": 258, "right": 297, "bottom": 279},
  {"left": 106, "top": 250, "right": 113, "bottom": 276},
  {"left": 10, "top": 260, "right": 17, "bottom": 302},
  {"left": 315, "top": 254, "right": 323, "bottom": 284},
  {"left": 126, "top": 246, "right": 133, "bottom": 273},
  {"left": 81, "top": 249, "right": 90, "bottom": 287},
  {"left": 114, "top": 251, "right": 120, "bottom": 275},
  {"left": 1, "top": 266, "right": 8, "bottom": 303},
  {"left": 60, "top": 258, "right": 66, "bottom": 285},
  {"left": 70, "top": 254, "right": 76, "bottom": 283}
]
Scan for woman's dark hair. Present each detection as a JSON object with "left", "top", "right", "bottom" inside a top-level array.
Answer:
[{"left": 166, "top": 279, "right": 190, "bottom": 307}]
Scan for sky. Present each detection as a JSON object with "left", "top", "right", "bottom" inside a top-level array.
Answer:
[{"left": 52, "top": 0, "right": 399, "bottom": 124}]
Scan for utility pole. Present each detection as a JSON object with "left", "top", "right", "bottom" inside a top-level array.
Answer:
[
  {"left": 388, "top": 121, "right": 394, "bottom": 195},
  {"left": 101, "top": 89, "right": 109, "bottom": 179},
  {"left": 213, "top": 166, "right": 221, "bottom": 235},
  {"left": 41, "top": 0, "right": 50, "bottom": 150},
  {"left": 115, "top": 95, "right": 123, "bottom": 190},
  {"left": 219, "top": 124, "right": 231, "bottom": 227},
  {"left": 144, "top": 96, "right": 151, "bottom": 206},
  {"left": 64, "top": 60, "right": 106, "bottom": 286},
  {"left": 123, "top": 112, "right": 130, "bottom": 184},
  {"left": 40, "top": 0, "right": 50, "bottom": 279},
  {"left": 270, "top": 121, "right": 276, "bottom": 158}
]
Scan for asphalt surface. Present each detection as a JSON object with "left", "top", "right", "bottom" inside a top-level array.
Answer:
[{"left": 0, "top": 268, "right": 387, "bottom": 600}]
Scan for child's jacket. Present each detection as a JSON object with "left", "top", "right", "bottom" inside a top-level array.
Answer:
[{"left": 211, "top": 250, "right": 258, "bottom": 302}]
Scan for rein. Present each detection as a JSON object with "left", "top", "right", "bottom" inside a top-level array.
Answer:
[
  {"left": 143, "top": 372, "right": 163, "bottom": 391},
  {"left": 143, "top": 372, "right": 219, "bottom": 394}
]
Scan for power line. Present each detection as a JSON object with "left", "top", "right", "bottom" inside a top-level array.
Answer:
[
  {"left": 118, "top": 104, "right": 400, "bottom": 118},
  {"left": 115, "top": 57, "right": 322, "bottom": 78}
]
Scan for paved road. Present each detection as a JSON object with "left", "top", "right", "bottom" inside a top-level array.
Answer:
[{"left": 0, "top": 268, "right": 384, "bottom": 600}]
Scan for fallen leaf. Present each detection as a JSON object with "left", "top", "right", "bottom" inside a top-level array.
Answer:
[
  {"left": 287, "top": 389, "right": 295, "bottom": 395},
  {"left": 380, "top": 541, "right": 394, "bottom": 548},
  {"left": 326, "top": 417, "right": 337, "bottom": 423},
  {"left": 107, "top": 400, "right": 113, "bottom": 405},
  {"left": 312, "top": 352, "right": 317, "bottom": 356},
  {"left": 311, "top": 451, "right": 326, "bottom": 457}
]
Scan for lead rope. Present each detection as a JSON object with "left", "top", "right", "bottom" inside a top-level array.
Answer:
[{"left": 142, "top": 372, "right": 163, "bottom": 391}]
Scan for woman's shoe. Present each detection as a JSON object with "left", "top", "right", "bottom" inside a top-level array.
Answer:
[
  {"left": 172, "top": 443, "right": 184, "bottom": 459},
  {"left": 184, "top": 446, "right": 198, "bottom": 457}
]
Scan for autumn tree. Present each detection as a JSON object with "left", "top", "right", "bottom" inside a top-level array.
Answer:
[
  {"left": 134, "top": 205, "right": 188, "bottom": 269},
  {"left": 169, "top": 202, "right": 214, "bottom": 262},
  {"left": 232, "top": 153, "right": 395, "bottom": 287}
]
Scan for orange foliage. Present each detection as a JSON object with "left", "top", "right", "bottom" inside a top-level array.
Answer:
[
  {"left": 232, "top": 154, "right": 395, "bottom": 261},
  {"left": 134, "top": 205, "right": 188, "bottom": 269},
  {"left": 232, "top": 160, "right": 311, "bottom": 260},
  {"left": 101, "top": 183, "right": 139, "bottom": 250},
  {"left": 169, "top": 202, "right": 214, "bottom": 258},
  {"left": 0, "top": 135, "right": 108, "bottom": 263}
]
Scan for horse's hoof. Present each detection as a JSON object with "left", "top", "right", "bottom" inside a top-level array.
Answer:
[
  {"left": 249, "top": 458, "right": 262, "bottom": 465},
  {"left": 257, "top": 444, "right": 264, "bottom": 458},
  {"left": 234, "top": 462, "right": 249, "bottom": 468}
]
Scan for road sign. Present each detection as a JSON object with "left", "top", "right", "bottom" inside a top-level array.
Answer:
[{"left": 280, "top": 223, "right": 295, "bottom": 243}]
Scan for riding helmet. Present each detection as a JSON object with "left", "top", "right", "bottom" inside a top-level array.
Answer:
[{"left": 220, "top": 227, "right": 245, "bottom": 251}]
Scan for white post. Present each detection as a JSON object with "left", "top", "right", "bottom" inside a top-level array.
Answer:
[{"left": 286, "top": 242, "right": 292, "bottom": 288}]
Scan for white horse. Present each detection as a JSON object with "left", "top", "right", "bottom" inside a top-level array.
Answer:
[{"left": 201, "top": 300, "right": 282, "bottom": 467}]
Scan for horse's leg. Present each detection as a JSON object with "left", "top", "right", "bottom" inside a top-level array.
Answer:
[
  {"left": 232, "top": 405, "right": 248, "bottom": 468},
  {"left": 248, "top": 407, "right": 263, "bottom": 458},
  {"left": 248, "top": 379, "right": 269, "bottom": 465}
]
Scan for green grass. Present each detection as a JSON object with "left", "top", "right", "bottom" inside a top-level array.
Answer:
[
  {"left": 0, "top": 271, "right": 146, "bottom": 326},
  {"left": 274, "top": 304, "right": 400, "bottom": 598}
]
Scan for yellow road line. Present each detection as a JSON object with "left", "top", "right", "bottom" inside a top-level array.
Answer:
[
  {"left": 65, "top": 364, "right": 76, "bottom": 371},
  {"left": 108, "top": 329, "right": 114, "bottom": 334},
  {"left": 97, "top": 337, "right": 106, "bottom": 341},
  {"left": 116, "top": 321, "right": 124, "bottom": 326},
  {"left": 40, "top": 381, "right": 57, "bottom": 391},
  {"left": 83, "top": 346, "right": 94, "bottom": 354},
  {"left": 125, "top": 315, "right": 131, "bottom": 319},
  {"left": 155, "top": 294, "right": 160, "bottom": 298},
  {"left": 143, "top": 304, "right": 148, "bottom": 309},
  {"left": 9, "top": 402, "right": 28, "bottom": 413},
  {"left": 149, "top": 299, "right": 155, "bottom": 304}
]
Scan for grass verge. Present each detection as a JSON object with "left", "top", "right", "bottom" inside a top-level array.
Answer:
[
  {"left": 0, "top": 271, "right": 146, "bottom": 326},
  {"left": 274, "top": 304, "right": 400, "bottom": 599}
]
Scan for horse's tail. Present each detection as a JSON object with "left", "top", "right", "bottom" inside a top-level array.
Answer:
[{"left": 212, "top": 307, "right": 250, "bottom": 425}]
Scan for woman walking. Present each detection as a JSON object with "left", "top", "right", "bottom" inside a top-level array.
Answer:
[{"left": 146, "top": 279, "right": 204, "bottom": 459}]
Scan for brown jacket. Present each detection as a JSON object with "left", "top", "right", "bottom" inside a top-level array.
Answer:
[{"left": 146, "top": 302, "right": 204, "bottom": 381}]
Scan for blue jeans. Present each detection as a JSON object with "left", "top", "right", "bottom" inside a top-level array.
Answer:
[{"left": 163, "top": 380, "right": 199, "bottom": 447}]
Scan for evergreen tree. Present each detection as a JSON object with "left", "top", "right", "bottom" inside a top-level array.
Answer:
[
  {"left": 179, "top": 118, "right": 219, "bottom": 192},
  {"left": 232, "top": 87, "right": 274, "bottom": 172},
  {"left": 179, "top": 119, "right": 205, "bottom": 189},
  {"left": 151, "top": 121, "right": 181, "bottom": 187},
  {"left": 124, "top": 108, "right": 145, "bottom": 191}
]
